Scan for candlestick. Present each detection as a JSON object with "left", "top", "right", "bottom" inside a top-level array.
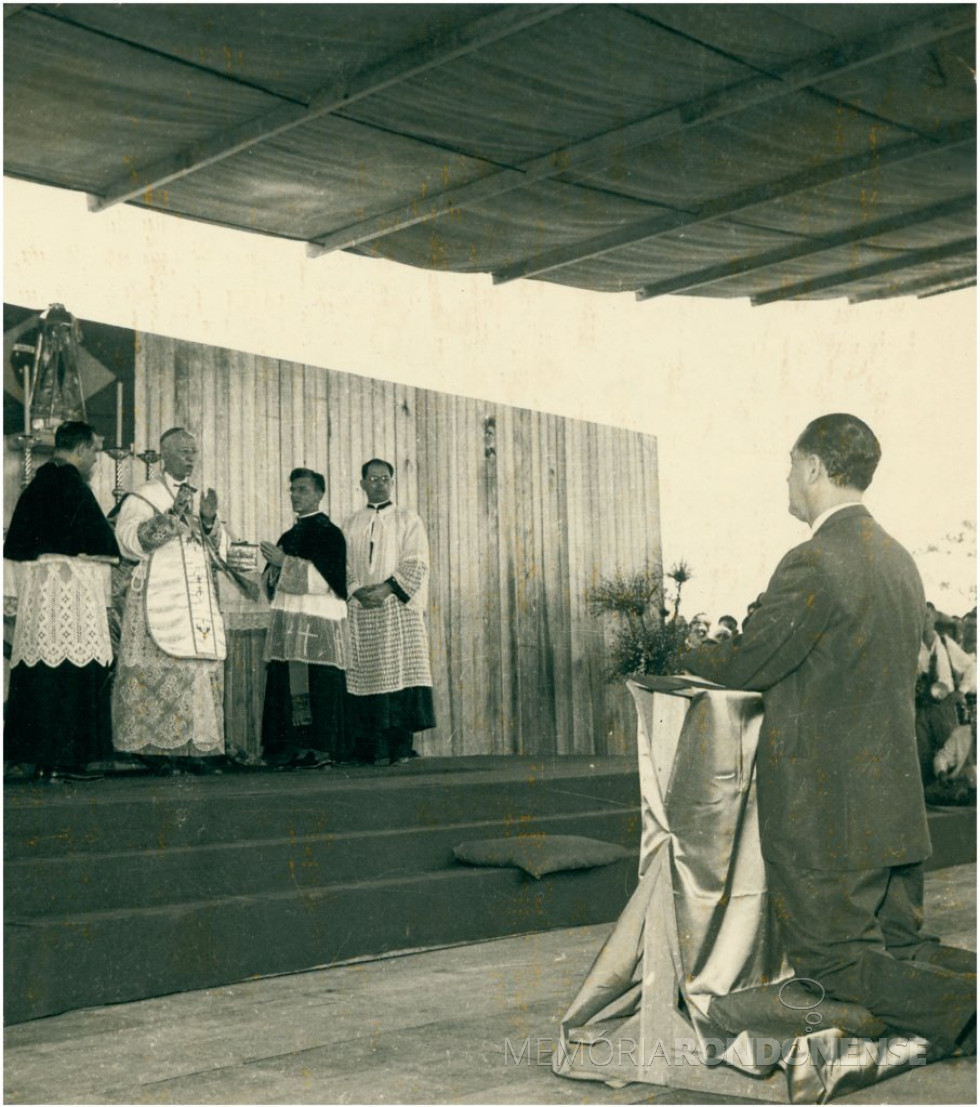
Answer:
[
  {"left": 115, "top": 381, "right": 123, "bottom": 445},
  {"left": 23, "top": 362, "right": 31, "bottom": 435},
  {"left": 17, "top": 434, "right": 36, "bottom": 488},
  {"left": 104, "top": 444, "right": 132, "bottom": 504},
  {"left": 136, "top": 448, "right": 160, "bottom": 481}
]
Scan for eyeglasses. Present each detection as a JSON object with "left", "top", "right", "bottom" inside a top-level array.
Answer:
[{"left": 365, "top": 475, "right": 391, "bottom": 484}]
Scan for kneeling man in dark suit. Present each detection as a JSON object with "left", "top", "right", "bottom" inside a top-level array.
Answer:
[{"left": 684, "top": 412, "right": 975, "bottom": 1059}]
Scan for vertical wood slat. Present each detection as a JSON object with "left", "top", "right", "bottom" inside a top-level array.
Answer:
[
  {"left": 533, "top": 411, "right": 556, "bottom": 754},
  {"left": 325, "top": 369, "right": 343, "bottom": 516},
  {"left": 565, "top": 417, "right": 594, "bottom": 754},
  {"left": 514, "top": 407, "right": 539, "bottom": 754},
  {"left": 234, "top": 349, "right": 255, "bottom": 538},
  {"left": 587, "top": 420, "right": 607, "bottom": 756},
  {"left": 264, "top": 356, "right": 284, "bottom": 539},
  {"left": 198, "top": 342, "right": 217, "bottom": 503},
  {"left": 458, "top": 397, "right": 481, "bottom": 756},
  {"left": 416, "top": 387, "right": 450, "bottom": 757},
  {"left": 278, "top": 360, "right": 295, "bottom": 483},
  {"left": 392, "top": 381, "right": 415, "bottom": 515},
  {"left": 493, "top": 403, "right": 518, "bottom": 754},
  {"left": 125, "top": 330, "right": 663, "bottom": 759},
  {"left": 359, "top": 377, "right": 375, "bottom": 497},
  {"left": 335, "top": 371, "right": 355, "bottom": 522},
  {"left": 224, "top": 347, "right": 244, "bottom": 536},
  {"left": 379, "top": 378, "right": 397, "bottom": 493},
  {"left": 438, "top": 390, "right": 459, "bottom": 754},
  {"left": 478, "top": 402, "right": 502, "bottom": 754},
  {"left": 551, "top": 415, "right": 574, "bottom": 754}
]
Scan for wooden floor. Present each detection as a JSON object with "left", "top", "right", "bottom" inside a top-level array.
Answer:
[{"left": 4, "top": 865, "right": 975, "bottom": 1105}]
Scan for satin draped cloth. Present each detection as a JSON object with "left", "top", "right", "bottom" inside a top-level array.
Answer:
[{"left": 552, "top": 678, "right": 929, "bottom": 1103}]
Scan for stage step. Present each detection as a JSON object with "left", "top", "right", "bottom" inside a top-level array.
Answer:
[
  {"left": 4, "top": 757, "right": 642, "bottom": 1024},
  {"left": 5, "top": 759, "right": 974, "bottom": 1025},
  {"left": 5, "top": 808, "right": 636, "bottom": 916},
  {"left": 5, "top": 862, "right": 637, "bottom": 1024},
  {"left": 4, "top": 762, "right": 636, "bottom": 858}
]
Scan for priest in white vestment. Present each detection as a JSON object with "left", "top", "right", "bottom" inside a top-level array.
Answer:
[
  {"left": 112, "top": 427, "right": 228, "bottom": 771},
  {"left": 343, "top": 458, "right": 436, "bottom": 765}
]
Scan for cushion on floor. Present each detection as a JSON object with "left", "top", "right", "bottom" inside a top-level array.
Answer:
[{"left": 453, "top": 834, "right": 633, "bottom": 879}]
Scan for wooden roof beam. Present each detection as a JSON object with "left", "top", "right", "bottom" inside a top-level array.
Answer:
[
  {"left": 490, "top": 121, "right": 975, "bottom": 285},
  {"left": 308, "top": 3, "right": 974, "bottom": 260},
  {"left": 848, "top": 265, "right": 977, "bottom": 302},
  {"left": 87, "top": 4, "right": 573, "bottom": 212},
  {"left": 634, "top": 195, "right": 976, "bottom": 301},
  {"left": 919, "top": 278, "right": 976, "bottom": 298},
  {"left": 751, "top": 237, "right": 977, "bottom": 306}
]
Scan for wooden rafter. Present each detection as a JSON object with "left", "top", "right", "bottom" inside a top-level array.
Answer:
[
  {"left": 751, "top": 237, "right": 977, "bottom": 305},
  {"left": 489, "top": 121, "right": 975, "bottom": 285},
  {"left": 307, "top": 4, "right": 974, "bottom": 260},
  {"left": 87, "top": 4, "right": 573, "bottom": 212},
  {"left": 848, "top": 265, "right": 978, "bottom": 302},
  {"left": 634, "top": 195, "right": 976, "bottom": 301},
  {"left": 919, "top": 278, "right": 976, "bottom": 298}
]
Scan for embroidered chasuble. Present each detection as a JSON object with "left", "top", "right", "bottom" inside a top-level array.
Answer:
[{"left": 111, "top": 475, "right": 228, "bottom": 756}]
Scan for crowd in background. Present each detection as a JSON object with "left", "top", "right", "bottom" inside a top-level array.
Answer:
[{"left": 679, "top": 601, "right": 978, "bottom": 806}]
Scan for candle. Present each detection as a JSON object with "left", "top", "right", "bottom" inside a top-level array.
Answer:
[
  {"left": 23, "top": 362, "right": 31, "bottom": 434},
  {"left": 115, "top": 381, "right": 123, "bottom": 445}
]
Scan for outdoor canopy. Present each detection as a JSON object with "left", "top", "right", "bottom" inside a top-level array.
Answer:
[{"left": 3, "top": 3, "right": 976, "bottom": 303}]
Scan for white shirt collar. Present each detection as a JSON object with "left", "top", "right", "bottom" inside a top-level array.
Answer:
[{"left": 811, "top": 501, "right": 863, "bottom": 533}]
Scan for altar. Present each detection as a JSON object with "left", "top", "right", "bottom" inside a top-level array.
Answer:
[{"left": 218, "top": 579, "right": 270, "bottom": 759}]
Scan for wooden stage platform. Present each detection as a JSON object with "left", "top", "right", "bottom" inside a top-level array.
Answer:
[
  {"left": 4, "top": 866, "right": 976, "bottom": 1105},
  {"left": 4, "top": 756, "right": 643, "bottom": 1025},
  {"left": 5, "top": 756, "right": 975, "bottom": 1028}
]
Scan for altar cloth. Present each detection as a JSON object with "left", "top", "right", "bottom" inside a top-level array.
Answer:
[{"left": 552, "top": 677, "right": 929, "bottom": 1103}]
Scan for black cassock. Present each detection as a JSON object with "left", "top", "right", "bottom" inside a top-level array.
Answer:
[
  {"left": 261, "top": 512, "right": 351, "bottom": 763},
  {"left": 4, "top": 459, "right": 120, "bottom": 770}
]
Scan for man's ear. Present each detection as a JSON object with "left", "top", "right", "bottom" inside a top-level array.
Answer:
[{"left": 804, "top": 452, "right": 824, "bottom": 485}]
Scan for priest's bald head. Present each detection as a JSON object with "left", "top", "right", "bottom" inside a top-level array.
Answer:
[{"left": 160, "top": 427, "right": 198, "bottom": 482}]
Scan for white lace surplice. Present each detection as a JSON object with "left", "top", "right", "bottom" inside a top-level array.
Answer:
[
  {"left": 343, "top": 505, "right": 432, "bottom": 696},
  {"left": 5, "top": 556, "right": 112, "bottom": 668}
]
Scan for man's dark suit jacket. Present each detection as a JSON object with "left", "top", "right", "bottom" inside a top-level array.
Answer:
[{"left": 685, "top": 505, "right": 931, "bottom": 872}]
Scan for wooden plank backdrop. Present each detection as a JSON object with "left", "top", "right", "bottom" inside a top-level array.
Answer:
[{"left": 4, "top": 332, "right": 663, "bottom": 757}]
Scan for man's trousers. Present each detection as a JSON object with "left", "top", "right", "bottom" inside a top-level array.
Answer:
[{"left": 766, "top": 859, "right": 976, "bottom": 1058}]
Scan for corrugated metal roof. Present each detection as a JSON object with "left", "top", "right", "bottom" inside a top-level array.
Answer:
[{"left": 4, "top": 3, "right": 975, "bottom": 303}]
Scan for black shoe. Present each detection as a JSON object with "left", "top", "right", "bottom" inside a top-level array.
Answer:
[
  {"left": 291, "top": 751, "right": 332, "bottom": 770},
  {"left": 184, "top": 757, "right": 223, "bottom": 776},
  {"left": 53, "top": 769, "right": 104, "bottom": 782},
  {"left": 220, "top": 755, "right": 265, "bottom": 772},
  {"left": 136, "top": 755, "right": 176, "bottom": 777},
  {"left": 224, "top": 749, "right": 265, "bottom": 771}
]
